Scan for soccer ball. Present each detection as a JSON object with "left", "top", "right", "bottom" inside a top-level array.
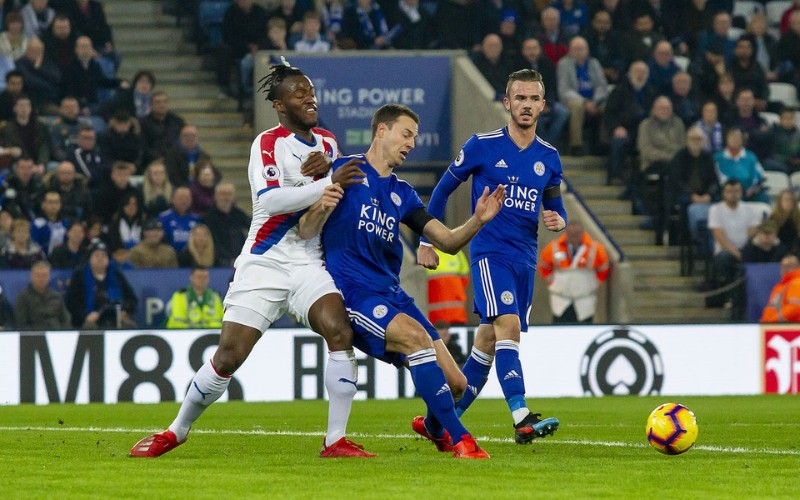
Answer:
[{"left": 646, "top": 403, "right": 698, "bottom": 455}]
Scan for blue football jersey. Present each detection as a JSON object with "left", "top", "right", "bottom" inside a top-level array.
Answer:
[
  {"left": 322, "top": 155, "right": 426, "bottom": 292},
  {"left": 448, "top": 127, "right": 563, "bottom": 267}
]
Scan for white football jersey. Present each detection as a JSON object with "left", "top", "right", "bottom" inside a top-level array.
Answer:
[{"left": 242, "top": 124, "right": 339, "bottom": 264}]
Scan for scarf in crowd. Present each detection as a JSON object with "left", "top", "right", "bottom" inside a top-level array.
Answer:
[{"left": 357, "top": 3, "right": 387, "bottom": 39}]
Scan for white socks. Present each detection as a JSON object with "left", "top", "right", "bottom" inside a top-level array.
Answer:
[
  {"left": 324, "top": 350, "right": 358, "bottom": 447},
  {"left": 169, "top": 359, "right": 231, "bottom": 442}
]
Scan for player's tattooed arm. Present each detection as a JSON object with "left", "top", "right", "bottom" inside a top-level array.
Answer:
[
  {"left": 421, "top": 185, "right": 506, "bottom": 254},
  {"left": 297, "top": 183, "right": 344, "bottom": 239}
]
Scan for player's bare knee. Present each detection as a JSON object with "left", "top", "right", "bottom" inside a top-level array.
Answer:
[
  {"left": 213, "top": 345, "right": 245, "bottom": 375},
  {"left": 320, "top": 319, "right": 353, "bottom": 352},
  {"left": 405, "top": 327, "right": 433, "bottom": 353}
]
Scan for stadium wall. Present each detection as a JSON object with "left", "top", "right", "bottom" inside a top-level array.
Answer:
[{"left": 3, "top": 324, "right": 798, "bottom": 405}]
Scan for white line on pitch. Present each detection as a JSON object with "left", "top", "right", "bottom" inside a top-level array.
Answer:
[{"left": 1, "top": 426, "right": 799, "bottom": 456}]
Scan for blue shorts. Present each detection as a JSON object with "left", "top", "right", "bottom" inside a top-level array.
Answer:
[
  {"left": 471, "top": 256, "right": 535, "bottom": 331},
  {"left": 340, "top": 284, "right": 440, "bottom": 367}
]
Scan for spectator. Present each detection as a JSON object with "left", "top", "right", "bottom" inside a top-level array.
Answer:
[
  {"left": 46, "top": 161, "right": 90, "bottom": 223},
  {"left": 770, "top": 108, "right": 800, "bottom": 174},
  {"left": 604, "top": 60, "right": 656, "bottom": 185},
  {"left": 142, "top": 159, "right": 172, "bottom": 218},
  {"left": 3, "top": 156, "right": 44, "bottom": 220},
  {"left": 673, "top": 0, "right": 713, "bottom": 57},
  {"left": 30, "top": 190, "right": 66, "bottom": 255},
  {"left": 538, "top": 220, "right": 611, "bottom": 324},
  {"left": 647, "top": 40, "right": 679, "bottom": 96},
  {"left": 269, "top": 0, "right": 306, "bottom": 34},
  {"left": 741, "top": 220, "right": 786, "bottom": 263},
  {"left": 177, "top": 223, "right": 218, "bottom": 268},
  {"left": 165, "top": 266, "right": 224, "bottom": 329},
  {"left": 66, "top": 240, "right": 137, "bottom": 328},
  {"left": 0, "top": 12, "right": 31, "bottom": 62},
  {"left": 200, "top": 181, "right": 249, "bottom": 267},
  {"left": 218, "top": 0, "right": 268, "bottom": 96},
  {"left": 13, "top": 260, "right": 70, "bottom": 329},
  {"left": 0, "top": 277, "right": 13, "bottom": 327},
  {"left": 496, "top": 9, "right": 523, "bottom": 66},
  {"left": 552, "top": 0, "right": 589, "bottom": 38},
  {"left": 425, "top": 247, "right": 469, "bottom": 325},
  {"left": 583, "top": 8, "right": 624, "bottom": 84},
  {"left": 779, "top": 0, "right": 800, "bottom": 35},
  {"left": 102, "top": 69, "right": 153, "bottom": 122},
  {"left": 0, "top": 218, "right": 46, "bottom": 269},
  {"left": 696, "top": 11, "right": 734, "bottom": 64},
  {"left": 387, "top": 0, "right": 433, "bottom": 50},
  {"left": 316, "top": 0, "right": 345, "bottom": 43},
  {"left": 622, "top": 12, "right": 665, "bottom": 68},
  {"left": 239, "top": 17, "right": 288, "bottom": 97},
  {"left": 710, "top": 72, "right": 736, "bottom": 126},
  {"left": 21, "top": 0, "right": 55, "bottom": 39},
  {"left": 708, "top": 178, "right": 760, "bottom": 314},
  {"left": 2, "top": 95, "right": 51, "bottom": 169},
  {"left": 106, "top": 192, "right": 145, "bottom": 251},
  {"left": 0, "top": 70, "right": 24, "bottom": 122},
  {"left": 694, "top": 41, "right": 729, "bottom": 101},
  {"left": 557, "top": 36, "right": 608, "bottom": 155},
  {"left": 62, "top": 35, "right": 126, "bottom": 115},
  {"left": 669, "top": 71, "right": 699, "bottom": 126},
  {"left": 768, "top": 189, "right": 800, "bottom": 254},
  {"left": 0, "top": 209, "right": 14, "bottom": 249},
  {"left": 92, "top": 160, "right": 142, "bottom": 225},
  {"left": 48, "top": 96, "right": 83, "bottom": 162},
  {"left": 668, "top": 125, "right": 720, "bottom": 242},
  {"left": 98, "top": 110, "right": 144, "bottom": 171},
  {"left": 777, "top": 11, "right": 800, "bottom": 88},
  {"left": 592, "top": 0, "right": 632, "bottom": 33},
  {"left": 42, "top": 14, "right": 75, "bottom": 73},
  {"left": 291, "top": 10, "right": 331, "bottom": 52},
  {"left": 189, "top": 160, "right": 219, "bottom": 216},
  {"left": 65, "top": 0, "right": 119, "bottom": 74},
  {"left": 760, "top": 254, "right": 800, "bottom": 323},
  {"left": 728, "top": 36, "right": 769, "bottom": 111},
  {"left": 471, "top": 33, "right": 512, "bottom": 99},
  {"left": 49, "top": 219, "right": 87, "bottom": 269},
  {"left": 14, "top": 37, "right": 60, "bottom": 111},
  {"left": 163, "top": 125, "right": 210, "bottom": 186},
  {"left": 68, "top": 123, "right": 110, "bottom": 188},
  {"left": 694, "top": 100, "right": 724, "bottom": 153},
  {"left": 433, "top": 0, "right": 482, "bottom": 50},
  {"left": 517, "top": 37, "right": 570, "bottom": 146},
  {"left": 536, "top": 7, "right": 569, "bottom": 65},
  {"left": 159, "top": 186, "right": 198, "bottom": 253},
  {"left": 433, "top": 319, "right": 465, "bottom": 368},
  {"left": 140, "top": 91, "right": 185, "bottom": 165},
  {"left": 128, "top": 218, "right": 178, "bottom": 269},
  {"left": 340, "top": 0, "right": 391, "bottom": 50},
  {"left": 714, "top": 127, "right": 767, "bottom": 203},
  {"left": 746, "top": 12, "right": 778, "bottom": 82}
]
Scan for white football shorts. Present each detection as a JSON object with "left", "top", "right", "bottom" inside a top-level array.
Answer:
[{"left": 222, "top": 254, "right": 340, "bottom": 332}]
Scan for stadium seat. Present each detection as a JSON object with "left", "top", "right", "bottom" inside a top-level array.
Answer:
[
  {"left": 743, "top": 200, "right": 773, "bottom": 222},
  {"left": 733, "top": 1, "right": 764, "bottom": 22},
  {"left": 198, "top": 0, "right": 230, "bottom": 53},
  {"left": 674, "top": 55, "right": 689, "bottom": 72},
  {"left": 766, "top": 1, "right": 792, "bottom": 27},
  {"left": 768, "top": 82, "right": 799, "bottom": 107},
  {"left": 762, "top": 171, "right": 790, "bottom": 202},
  {"left": 760, "top": 111, "right": 780, "bottom": 126}
]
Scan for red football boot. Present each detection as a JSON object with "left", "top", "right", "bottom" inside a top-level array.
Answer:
[
  {"left": 452, "top": 435, "right": 490, "bottom": 459},
  {"left": 319, "top": 437, "right": 377, "bottom": 458},
  {"left": 411, "top": 416, "right": 454, "bottom": 452},
  {"left": 129, "top": 430, "right": 185, "bottom": 458}
]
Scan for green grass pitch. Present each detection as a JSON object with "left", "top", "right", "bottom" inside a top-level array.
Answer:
[{"left": 1, "top": 395, "right": 799, "bottom": 499}]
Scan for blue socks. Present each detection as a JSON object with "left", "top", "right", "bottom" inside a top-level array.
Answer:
[
  {"left": 408, "top": 348, "right": 469, "bottom": 444},
  {"left": 455, "top": 347, "right": 494, "bottom": 417},
  {"left": 495, "top": 340, "right": 528, "bottom": 416}
]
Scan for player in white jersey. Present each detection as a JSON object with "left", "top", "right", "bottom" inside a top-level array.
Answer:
[{"left": 130, "top": 62, "right": 372, "bottom": 459}]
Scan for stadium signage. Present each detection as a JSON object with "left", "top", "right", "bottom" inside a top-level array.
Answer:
[
  {"left": 762, "top": 328, "right": 800, "bottom": 394},
  {"left": 0, "top": 325, "right": 763, "bottom": 405}
]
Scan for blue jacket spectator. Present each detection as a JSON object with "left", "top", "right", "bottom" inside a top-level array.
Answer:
[{"left": 159, "top": 186, "right": 199, "bottom": 253}]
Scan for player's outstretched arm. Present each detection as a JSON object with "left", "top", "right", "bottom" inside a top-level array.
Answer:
[
  {"left": 418, "top": 170, "right": 465, "bottom": 269},
  {"left": 297, "top": 183, "right": 344, "bottom": 239},
  {"left": 421, "top": 185, "right": 505, "bottom": 256}
]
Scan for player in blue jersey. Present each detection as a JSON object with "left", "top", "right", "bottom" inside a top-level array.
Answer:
[
  {"left": 419, "top": 69, "right": 567, "bottom": 444},
  {"left": 299, "top": 104, "right": 505, "bottom": 459}
]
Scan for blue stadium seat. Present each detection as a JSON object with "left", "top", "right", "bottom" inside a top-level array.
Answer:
[{"left": 198, "top": 0, "right": 230, "bottom": 53}]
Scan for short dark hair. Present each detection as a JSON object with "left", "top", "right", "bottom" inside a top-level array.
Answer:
[
  {"left": 257, "top": 60, "right": 306, "bottom": 102},
  {"left": 505, "top": 69, "right": 545, "bottom": 98},
  {"left": 723, "top": 178, "right": 742, "bottom": 189},
  {"left": 132, "top": 70, "right": 156, "bottom": 88},
  {"left": 370, "top": 104, "right": 419, "bottom": 138},
  {"left": 5, "top": 70, "right": 22, "bottom": 83}
]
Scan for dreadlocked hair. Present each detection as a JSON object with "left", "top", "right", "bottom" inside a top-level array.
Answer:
[{"left": 257, "top": 59, "right": 305, "bottom": 102}]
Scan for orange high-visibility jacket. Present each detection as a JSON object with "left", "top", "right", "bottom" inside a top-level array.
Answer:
[
  {"left": 426, "top": 248, "right": 470, "bottom": 324},
  {"left": 539, "top": 232, "right": 611, "bottom": 321},
  {"left": 760, "top": 269, "right": 800, "bottom": 323}
]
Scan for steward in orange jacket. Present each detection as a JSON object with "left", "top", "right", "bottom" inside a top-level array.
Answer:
[
  {"left": 761, "top": 255, "right": 800, "bottom": 323},
  {"left": 425, "top": 248, "right": 470, "bottom": 324},
  {"left": 539, "top": 222, "right": 610, "bottom": 323}
]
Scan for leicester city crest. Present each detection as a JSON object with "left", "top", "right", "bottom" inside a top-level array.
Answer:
[
  {"left": 373, "top": 305, "right": 388, "bottom": 319},
  {"left": 533, "top": 161, "right": 546, "bottom": 176},
  {"left": 500, "top": 291, "right": 514, "bottom": 305},
  {"left": 391, "top": 192, "right": 402, "bottom": 206}
]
